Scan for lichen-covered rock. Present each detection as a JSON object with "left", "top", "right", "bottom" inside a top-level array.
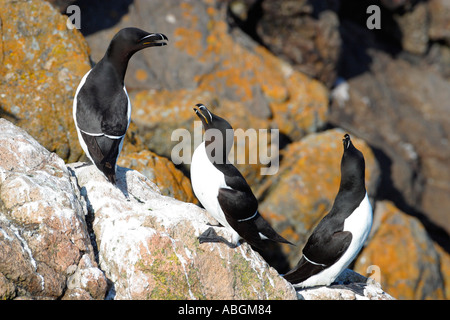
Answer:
[
  {"left": 69, "top": 162, "right": 297, "bottom": 300},
  {"left": 0, "top": 0, "right": 91, "bottom": 162},
  {"left": 258, "top": 129, "right": 379, "bottom": 270},
  {"left": 118, "top": 149, "right": 197, "bottom": 203},
  {"left": 0, "top": 119, "right": 106, "bottom": 300},
  {"left": 354, "top": 201, "right": 446, "bottom": 300},
  {"left": 80, "top": 0, "right": 329, "bottom": 159},
  {"left": 330, "top": 50, "right": 450, "bottom": 236}
]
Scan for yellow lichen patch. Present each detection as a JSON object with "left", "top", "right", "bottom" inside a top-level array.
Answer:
[
  {"left": 0, "top": 0, "right": 91, "bottom": 162},
  {"left": 354, "top": 201, "right": 446, "bottom": 300},
  {"left": 135, "top": 69, "right": 148, "bottom": 82},
  {"left": 118, "top": 149, "right": 197, "bottom": 204},
  {"left": 174, "top": 27, "right": 203, "bottom": 57}
]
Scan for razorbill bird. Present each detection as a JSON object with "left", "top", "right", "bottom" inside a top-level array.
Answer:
[
  {"left": 190, "top": 104, "right": 292, "bottom": 249},
  {"left": 283, "top": 134, "right": 373, "bottom": 288},
  {"left": 73, "top": 27, "right": 168, "bottom": 184}
]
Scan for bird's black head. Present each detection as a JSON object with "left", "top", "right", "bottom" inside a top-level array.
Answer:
[
  {"left": 193, "top": 104, "right": 233, "bottom": 133},
  {"left": 340, "top": 134, "right": 366, "bottom": 192},
  {"left": 107, "top": 27, "right": 168, "bottom": 60},
  {"left": 193, "top": 104, "right": 234, "bottom": 164}
]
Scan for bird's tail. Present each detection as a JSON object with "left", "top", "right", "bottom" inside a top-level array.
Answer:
[
  {"left": 102, "top": 161, "right": 116, "bottom": 185},
  {"left": 254, "top": 214, "right": 294, "bottom": 246},
  {"left": 283, "top": 255, "right": 326, "bottom": 285}
]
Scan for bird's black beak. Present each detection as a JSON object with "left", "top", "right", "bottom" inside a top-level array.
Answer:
[
  {"left": 343, "top": 134, "right": 352, "bottom": 149},
  {"left": 139, "top": 33, "right": 168, "bottom": 47},
  {"left": 193, "top": 103, "right": 211, "bottom": 126}
]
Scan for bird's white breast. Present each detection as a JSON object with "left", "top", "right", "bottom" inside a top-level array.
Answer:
[
  {"left": 343, "top": 192, "right": 373, "bottom": 246},
  {"left": 191, "top": 142, "right": 231, "bottom": 229}
]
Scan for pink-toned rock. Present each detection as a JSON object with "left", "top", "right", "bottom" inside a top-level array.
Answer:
[
  {"left": 0, "top": 119, "right": 106, "bottom": 299},
  {"left": 69, "top": 162, "right": 297, "bottom": 300}
]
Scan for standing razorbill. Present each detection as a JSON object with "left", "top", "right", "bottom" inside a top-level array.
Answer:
[
  {"left": 73, "top": 28, "right": 168, "bottom": 184},
  {"left": 283, "top": 134, "right": 373, "bottom": 287},
  {"left": 190, "top": 104, "right": 292, "bottom": 249}
]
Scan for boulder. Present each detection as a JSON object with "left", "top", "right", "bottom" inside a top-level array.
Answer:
[
  {"left": 0, "top": 118, "right": 295, "bottom": 300},
  {"left": 354, "top": 201, "right": 446, "bottom": 300},
  {"left": 0, "top": 0, "right": 91, "bottom": 162},
  {"left": 78, "top": 0, "right": 329, "bottom": 153},
  {"left": 68, "top": 162, "right": 296, "bottom": 300},
  {"left": 0, "top": 118, "right": 107, "bottom": 299},
  {"left": 255, "top": 0, "right": 342, "bottom": 87},
  {"left": 0, "top": 118, "right": 395, "bottom": 300},
  {"left": 257, "top": 129, "right": 379, "bottom": 270},
  {"left": 330, "top": 49, "right": 450, "bottom": 236},
  {"left": 118, "top": 149, "right": 196, "bottom": 204},
  {"left": 428, "top": 0, "right": 450, "bottom": 45}
]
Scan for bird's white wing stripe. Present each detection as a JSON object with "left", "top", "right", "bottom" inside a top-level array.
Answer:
[
  {"left": 79, "top": 129, "right": 124, "bottom": 140},
  {"left": 303, "top": 255, "right": 327, "bottom": 267},
  {"left": 237, "top": 210, "right": 258, "bottom": 222},
  {"left": 105, "top": 134, "right": 125, "bottom": 140}
]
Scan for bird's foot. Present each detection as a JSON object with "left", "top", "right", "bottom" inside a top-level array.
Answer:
[
  {"left": 74, "top": 162, "right": 92, "bottom": 169},
  {"left": 198, "top": 227, "right": 238, "bottom": 249}
]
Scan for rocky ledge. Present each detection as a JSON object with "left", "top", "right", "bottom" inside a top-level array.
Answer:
[{"left": 0, "top": 118, "right": 393, "bottom": 300}]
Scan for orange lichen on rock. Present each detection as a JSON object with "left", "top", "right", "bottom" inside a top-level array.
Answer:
[
  {"left": 354, "top": 201, "right": 446, "bottom": 300},
  {"left": 118, "top": 150, "right": 197, "bottom": 204},
  {"left": 0, "top": 0, "right": 91, "bottom": 162}
]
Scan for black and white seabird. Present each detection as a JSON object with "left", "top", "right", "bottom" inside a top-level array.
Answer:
[
  {"left": 190, "top": 104, "right": 292, "bottom": 249},
  {"left": 283, "top": 134, "right": 373, "bottom": 288},
  {"left": 73, "top": 27, "right": 168, "bottom": 184}
]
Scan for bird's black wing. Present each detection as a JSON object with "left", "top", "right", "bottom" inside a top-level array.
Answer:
[
  {"left": 100, "top": 89, "right": 129, "bottom": 137},
  {"left": 283, "top": 256, "right": 326, "bottom": 284},
  {"left": 218, "top": 165, "right": 258, "bottom": 220},
  {"left": 76, "top": 65, "right": 130, "bottom": 137},
  {"left": 215, "top": 164, "right": 263, "bottom": 247},
  {"left": 217, "top": 165, "right": 291, "bottom": 249},
  {"left": 218, "top": 186, "right": 264, "bottom": 249},
  {"left": 302, "top": 213, "right": 353, "bottom": 267},
  {"left": 284, "top": 214, "right": 352, "bottom": 285}
]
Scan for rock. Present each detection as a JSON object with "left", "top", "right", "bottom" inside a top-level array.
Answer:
[
  {"left": 435, "top": 244, "right": 450, "bottom": 299},
  {"left": 354, "top": 201, "right": 446, "bottom": 300},
  {"left": 330, "top": 49, "right": 450, "bottom": 236},
  {"left": 380, "top": 0, "right": 411, "bottom": 11},
  {"left": 0, "top": 119, "right": 107, "bottom": 300},
  {"left": 428, "top": 0, "right": 450, "bottom": 45},
  {"left": 255, "top": 0, "right": 342, "bottom": 87},
  {"left": 44, "top": 0, "right": 76, "bottom": 12},
  {"left": 0, "top": 118, "right": 296, "bottom": 300},
  {"left": 0, "top": 0, "right": 91, "bottom": 162},
  {"left": 296, "top": 269, "right": 394, "bottom": 300},
  {"left": 117, "top": 149, "right": 197, "bottom": 203},
  {"left": 258, "top": 129, "right": 379, "bottom": 270},
  {"left": 68, "top": 162, "right": 296, "bottom": 300},
  {"left": 0, "top": 115, "right": 396, "bottom": 301},
  {"left": 393, "top": 1, "right": 429, "bottom": 55},
  {"left": 78, "top": 0, "right": 329, "bottom": 144}
]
